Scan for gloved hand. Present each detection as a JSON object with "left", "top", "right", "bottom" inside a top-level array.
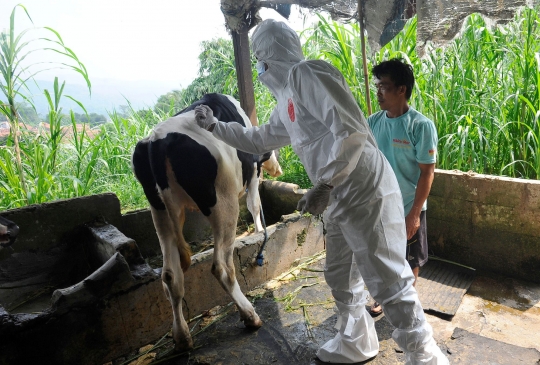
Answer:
[
  {"left": 297, "top": 183, "right": 333, "bottom": 215},
  {"left": 194, "top": 105, "right": 218, "bottom": 131}
]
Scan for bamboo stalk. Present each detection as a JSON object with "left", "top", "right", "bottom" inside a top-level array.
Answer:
[{"left": 358, "top": 0, "right": 372, "bottom": 115}]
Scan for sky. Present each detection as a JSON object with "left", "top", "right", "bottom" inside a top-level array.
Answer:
[{"left": 0, "top": 0, "right": 313, "bottom": 112}]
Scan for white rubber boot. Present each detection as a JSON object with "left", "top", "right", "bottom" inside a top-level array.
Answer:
[{"left": 316, "top": 302, "right": 379, "bottom": 363}]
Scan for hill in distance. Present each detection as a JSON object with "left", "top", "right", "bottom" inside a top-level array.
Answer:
[{"left": 24, "top": 78, "right": 183, "bottom": 118}]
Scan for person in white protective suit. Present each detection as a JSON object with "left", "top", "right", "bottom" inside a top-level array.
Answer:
[{"left": 194, "top": 19, "right": 449, "bottom": 365}]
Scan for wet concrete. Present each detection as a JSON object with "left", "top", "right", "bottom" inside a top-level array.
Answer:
[
  {"left": 110, "top": 254, "right": 540, "bottom": 365},
  {"left": 427, "top": 271, "right": 540, "bottom": 353}
]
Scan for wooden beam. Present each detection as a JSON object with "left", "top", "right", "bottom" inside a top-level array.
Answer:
[{"left": 232, "top": 29, "right": 258, "bottom": 126}]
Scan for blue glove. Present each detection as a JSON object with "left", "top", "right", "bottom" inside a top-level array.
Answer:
[
  {"left": 194, "top": 105, "right": 218, "bottom": 131},
  {"left": 297, "top": 183, "right": 333, "bottom": 215}
]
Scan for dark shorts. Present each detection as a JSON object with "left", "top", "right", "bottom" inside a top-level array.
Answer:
[{"left": 406, "top": 210, "right": 428, "bottom": 269}]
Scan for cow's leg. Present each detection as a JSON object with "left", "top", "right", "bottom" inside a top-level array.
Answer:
[
  {"left": 246, "top": 166, "right": 263, "bottom": 233},
  {"left": 208, "top": 199, "right": 263, "bottom": 328},
  {"left": 150, "top": 204, "right": 193, "bottom": 351},
  {"left": 260, "top": 150, "right": 283, "bottom": 177}
]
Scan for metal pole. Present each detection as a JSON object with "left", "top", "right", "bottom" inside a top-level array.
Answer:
[{"left": 358, "top": 0, "right": 372, "bottom": 115}]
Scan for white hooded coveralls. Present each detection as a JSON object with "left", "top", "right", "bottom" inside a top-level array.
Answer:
[{"left": 208, "top": 19, "right": 448, "bottom": 365}]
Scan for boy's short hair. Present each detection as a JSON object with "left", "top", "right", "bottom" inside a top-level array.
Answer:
[{"left": 372, "top": 58, "right": 415, "bottom": 100}]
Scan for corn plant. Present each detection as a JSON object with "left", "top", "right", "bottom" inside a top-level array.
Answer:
[
  {"left": 3, "top": 6, "right": 540, "bottom": 213},
  {"left": 303, "top": 8, "right": 540, "bottom": 179},
  {"left": 303, "top": 15, "right": 364, "bottom": 105},
  {"left": 0, "top": 5, "right": 90, "bottom": 205}
]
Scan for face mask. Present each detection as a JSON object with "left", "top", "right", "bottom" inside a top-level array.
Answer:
[{"left": 255, "top": 60, "right": 266, "bottom": 76}]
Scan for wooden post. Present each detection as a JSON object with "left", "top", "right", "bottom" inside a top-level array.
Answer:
[
  {"left": 232, "top": 29, "right": 258, "bottom": 126},
  {"left": 358, "top": 0, "right": 372, "bottom": 116}
]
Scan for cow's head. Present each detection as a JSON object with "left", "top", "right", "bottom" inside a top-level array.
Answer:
[
  {"left": 0, "top": 216, "right": 19, "bottom": 248},
  {"left": 259, "top": 150, "right": 283, "bottom": 178}
]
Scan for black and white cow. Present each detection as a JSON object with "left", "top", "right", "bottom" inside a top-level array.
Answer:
[
  {"left": 0, "top": 215, "right": 19, "bottom": 248},
  {"left": 132, "top": 93, "right": 282, "bottom": 351}
]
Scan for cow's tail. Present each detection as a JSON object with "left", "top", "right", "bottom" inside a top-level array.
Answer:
[{"left": 132, "top": 138, "right": 166, "bottom": 211}]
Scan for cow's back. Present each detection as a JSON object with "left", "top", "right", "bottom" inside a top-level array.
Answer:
[{"left": 132, "top": 94, "right": 255, "bottom": 217}]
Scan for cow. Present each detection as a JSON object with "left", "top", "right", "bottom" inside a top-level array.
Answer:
[
  {"left": 0, "top": 215, "right": 19, "bottom": 249},
  {"left": 132, "top": 93, "right": 282, "bottom": 351}
]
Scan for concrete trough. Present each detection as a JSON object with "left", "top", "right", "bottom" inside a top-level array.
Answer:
[{"left": 0, "top": 181, "right": 323, "bottom": 365}]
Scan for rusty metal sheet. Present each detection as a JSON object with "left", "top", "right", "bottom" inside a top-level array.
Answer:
[
  {"left": 417, "top": 258, "right": 475, "bottom": 316},
  {"left": 446, "top": 327, "right": 540, "bottom": 364}
]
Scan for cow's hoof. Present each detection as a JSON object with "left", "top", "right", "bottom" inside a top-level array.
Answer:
[
  {"left": 243, "top": 313, "right": 263, "bottom": 329},
  {"left": 174, "top": 337, "right": 194, "bottom": 353}
]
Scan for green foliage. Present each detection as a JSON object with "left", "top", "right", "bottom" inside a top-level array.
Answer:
[
  {"left": 11, "top": 102, "right": 40, "bottom": 124},
  {"left": 0, "top": 5, "right": 91, "bottom": 205},
  {"left": 2, "top": 5, "right": 540, "bottom": 213},
  {"left": 303, "top": 15, "right": 366, "bottom": 110},
  {"left": 304, "top": 9, "right": 540, "bottom": 179},
  {"left": 0, "top": 77, "right": 105, "bottom": 208},
  {"left": 154, "top": 38, "right": 240, "bottom": 115},
  {"left": 0, "top": 102, "right": 40, "bottom": 124},
  {"left": 416, "top": 10, "right": 540, "bottom": 179},
  {"left": 0, "top": 101, "right": 157, "bottom": 210},
  {"left": 274, "top": 145, "right": 311, "bottom": 189}
]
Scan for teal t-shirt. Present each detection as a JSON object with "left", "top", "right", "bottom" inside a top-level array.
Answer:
[{"left": 367, "top": 107, "right": 437, "bottom": 215}]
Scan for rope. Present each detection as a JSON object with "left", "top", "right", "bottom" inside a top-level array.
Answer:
[{"left": 256, "top": 203, "right": 268, "bottom": 266}]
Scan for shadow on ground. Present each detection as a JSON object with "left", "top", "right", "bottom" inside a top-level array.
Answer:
[
  {"left": 111, "top": 258, "right": 406, "bottom": 365},
  {"left": 110, "top": 256, "right": 540, "bottom": 365}
]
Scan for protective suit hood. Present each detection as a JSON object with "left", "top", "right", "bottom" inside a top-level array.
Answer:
[{"left": 251, "top": 19, "right": 304, "bottom": 97}]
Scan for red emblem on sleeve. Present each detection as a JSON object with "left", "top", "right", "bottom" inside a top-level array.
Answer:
[{"left": 287, "top": 98, "right": 295, "bottom": 122}]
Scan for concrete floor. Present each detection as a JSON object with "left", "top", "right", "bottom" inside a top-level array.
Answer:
[
  {"left": 110, "top": 254, "right": 540, "bottom": 365},
  {"left": 427, "top": 270, "right": 540, "bottom": 353}
]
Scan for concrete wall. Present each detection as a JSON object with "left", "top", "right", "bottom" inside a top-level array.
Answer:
[
  {"left": 119, "top": 179, "right": 306, "bottom": 260},
  {"left": 427, "top": 169, "right": 540, "bottom": 283},
  {"left": 0, "top": 193, "right": 123, "bottom": 254},
  {"left": 0, "top": 182, "right": 323, "bottom": 365},
  {"left": 2, "top": 170, "right": 538, "bottom": 363}
]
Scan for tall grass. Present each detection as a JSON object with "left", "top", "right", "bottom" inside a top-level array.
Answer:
[
  {"left": 0, "top": 5, "right": 92, "bottom": 208},
  {"left": 1, "top": 7, "right": 539, "bottom": 212},
  {"left": 0, "top": 102, "right": 160, "bottom": 210},
  {"left": 304, "top": 8, "right": 540, "bottom": 179},
  {"left": 422, "top": 10, "right": 540, "bottom": 178}
]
